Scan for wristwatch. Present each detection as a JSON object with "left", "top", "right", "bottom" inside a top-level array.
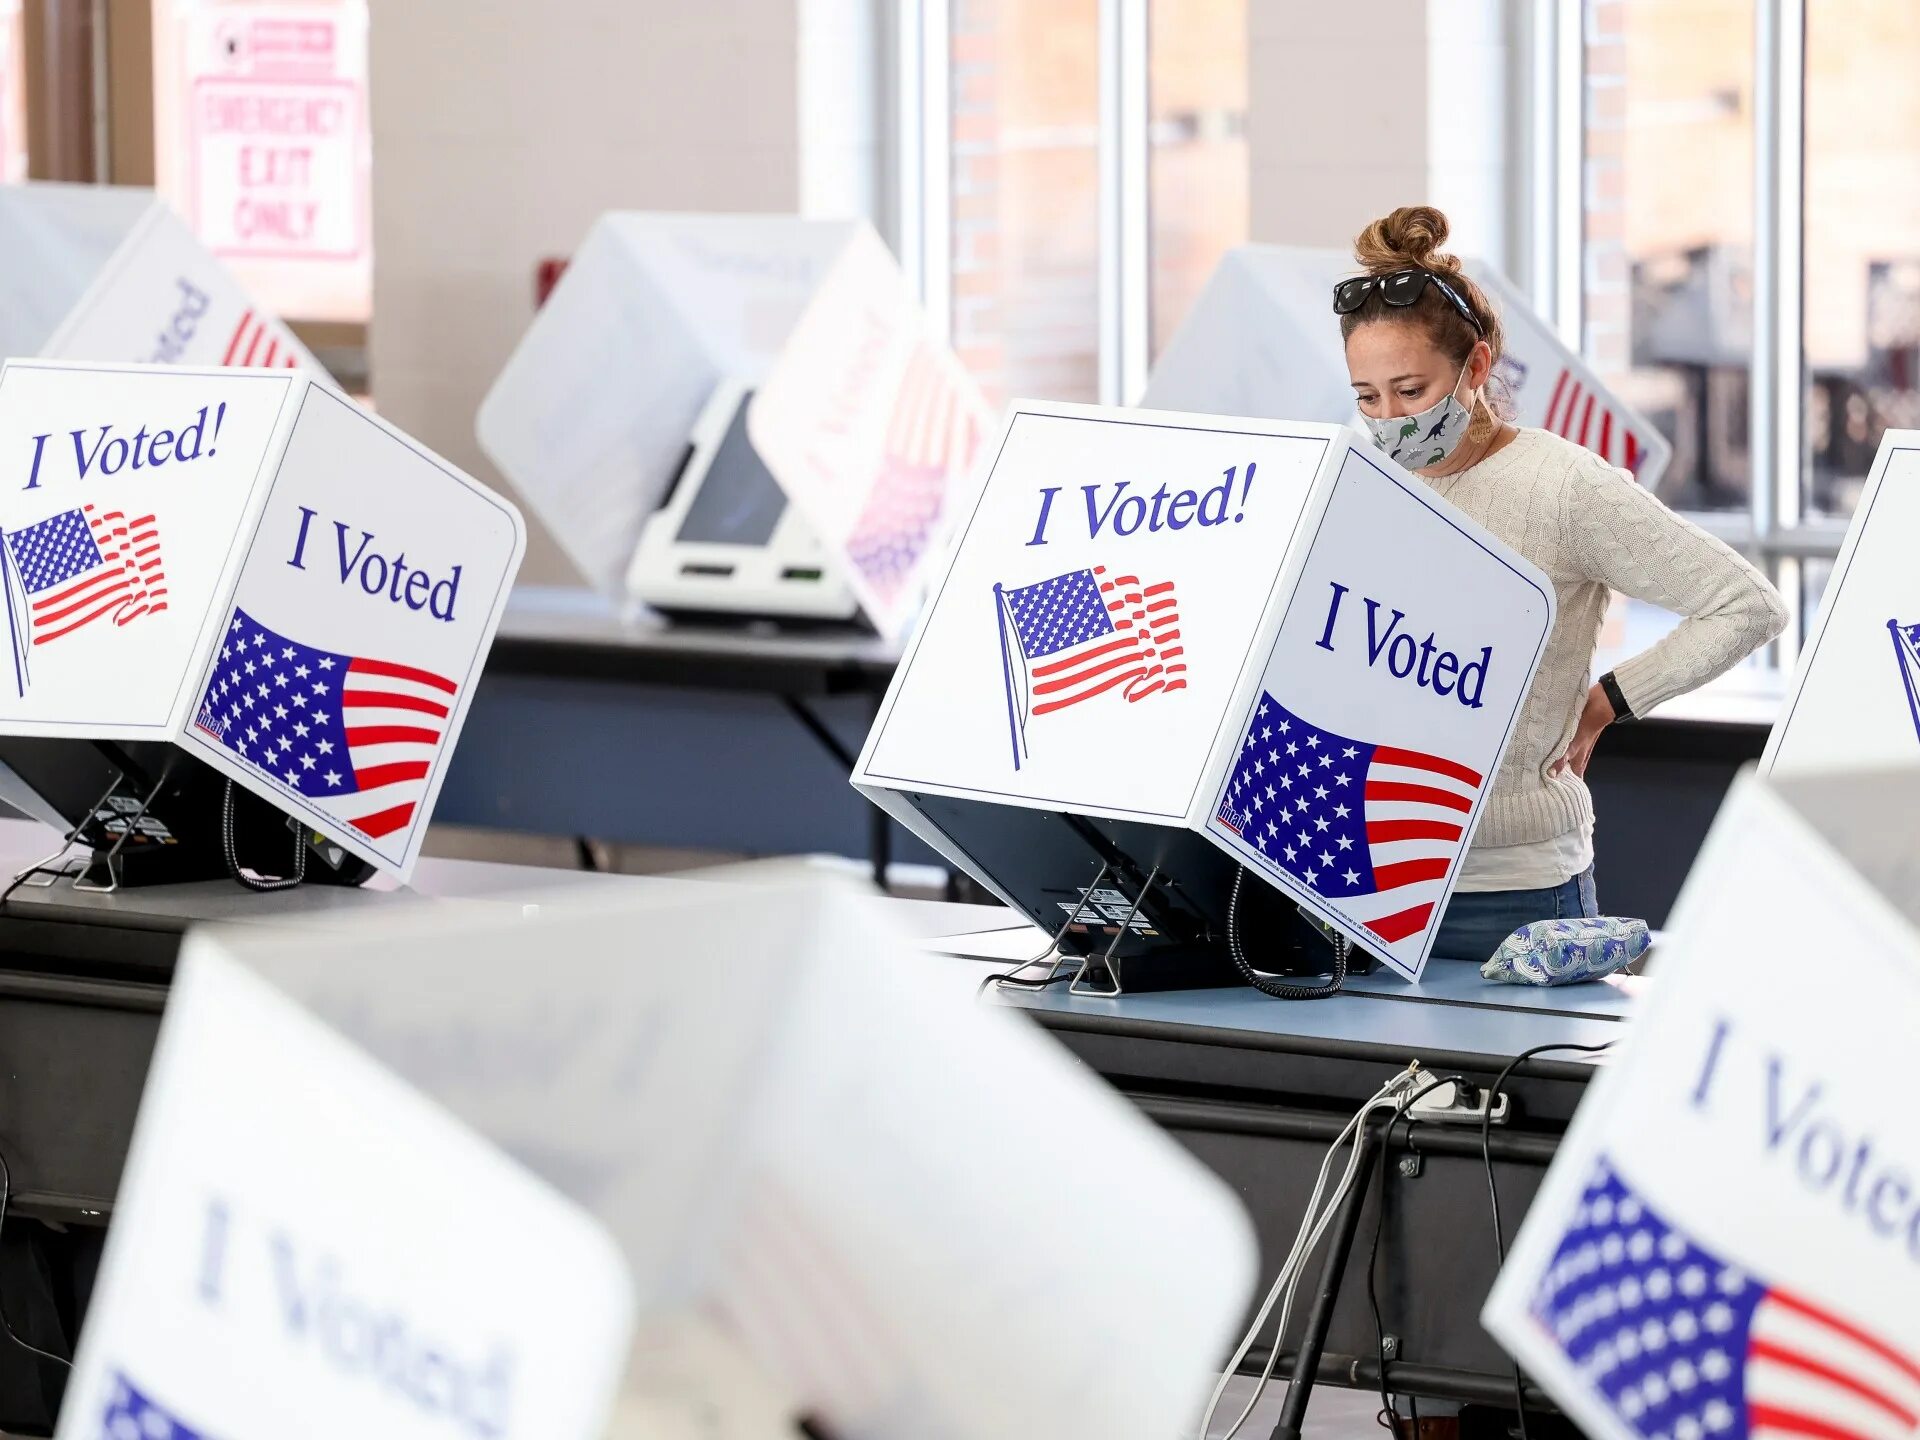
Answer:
[{"left": 1598, "top": 670, "right": 1634, "bottom": 723}]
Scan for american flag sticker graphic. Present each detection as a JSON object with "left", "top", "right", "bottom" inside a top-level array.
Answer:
[
  {"left": 993, "top": 564, "right": 1185, "bottom": 770},
  {"left": 99, "top": 1370, "right": 210, "bottom": 1439},
  {"left": 1889, "top": 619, "right": 1920, "bottom": 749},
  {"left": 1543, "top": 368, "right": 1649, "bottom": 476},
  {"left": 1, "top": 504, "right": 168, "bottom": 697},
  {"left": 844, "top": 344, "right": 983, "bottom": 608},
  {"left": 1214, "top": 694, "right": 1483, "bottom": 946},
  {"left": 220, "top": 308, "right": 299, "bottom": 369},
  {"left": 1530, "top": 1157, "right": 1920, "bottom": 1440},
  {"left": 193, "top": 608, "right": 457, "bottom": 843}
]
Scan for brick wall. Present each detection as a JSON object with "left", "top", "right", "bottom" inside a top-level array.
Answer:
[
  {"left": 947, "top": 0, "right": 1101, "bottom": 409},
  {"left": 949, "top": 3, "right": 1009, "bottom": 400}
]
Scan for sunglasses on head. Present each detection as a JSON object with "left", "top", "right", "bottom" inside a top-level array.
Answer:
[{"left": 1332, "top": 269, "right": 1485, "bottom": 337}]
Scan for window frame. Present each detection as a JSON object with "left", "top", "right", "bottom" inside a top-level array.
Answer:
[
  {"left": 897, "top": 0, "right": 1159, "bottom": 409},
  {"left": 1554, "top": 0, "right": 1860, "bottom": 664},
  {"left": 900, "top": 2, "right": 1838, "bottom": 664}
]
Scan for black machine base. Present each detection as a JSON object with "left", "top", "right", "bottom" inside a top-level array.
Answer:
[
  {"left": 904, "top": 790, "right": 1374, "bottom": 995},
  {"left": 1, "top": 737, "right": 376, "bottom": 890}
]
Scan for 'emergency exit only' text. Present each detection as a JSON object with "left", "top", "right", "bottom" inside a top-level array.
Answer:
[{"left": 192, "top": 78, "right": 365, "bottom": 261}]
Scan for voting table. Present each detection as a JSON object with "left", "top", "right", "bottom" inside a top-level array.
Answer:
[
  {"left": 0, "top": 826, "right": 659, "bottom": 1427},
  {"left": 0, "top": 818, "right": 988, "bottom": 1224},
  {"left": 0, "top": 805, "right": 1637, "bottom": 1431},
  {"left": 956, "top": 928, "right": 1631, "bottom": 1418},
  {"left": 439, "top": 583, "right": 1778, "bottom": 927},
  {"left": 437, "top": 585, "right": 915, "bottom": 884}
]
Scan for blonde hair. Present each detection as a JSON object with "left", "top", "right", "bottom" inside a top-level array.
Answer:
[{"left": 1341, "top": 205, "right": 1509, "bottom": 418}]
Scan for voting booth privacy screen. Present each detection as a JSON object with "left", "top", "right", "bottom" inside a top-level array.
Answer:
[
  {"left": 0, "top": 182, "right": 318, "bottom": 373},
  {"left": 1483, "top": 765, "right": 1920, "bottom": 1440},
  {"left": 0, "top": 360, "right": 525, "bottom": 881},
  {"left": 1146, "top": 245, "right": 1672, "bottom": 490},
  {"left": 60, "top": 940, "right": 635, "bottom": 1440},
  {"left": 1763, "top": 429, "right": 1920, "bottom": 777},
  {"left": 182, "top": 883, "right": 1258, "bottom": 1440},
  {"left": 477, "top": 213, "right": 991, "bottom": 639},
  {"left": 854, "top": 403, "right": 1554, "bottom": 980}
]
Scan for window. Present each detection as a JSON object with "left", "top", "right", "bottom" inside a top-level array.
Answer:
[
  {"left": 1148, "top": 0, "right": 1247, "bottom": 361},
  {"left": 0, "top": 0, "right": 22, "bottom": 184},
  {"left": 151, "top": 0, "right": 372, "bottom": 323},
  {"left": 1803, "top": 2, "right": 1920, "bottom": 520},
  {"left": 1583, "top": 0, "right": 1754, "bottom": 515},
  {"left": 934, "top": 2, "right": 1248, "bottom": 409},
  {"left": 947, "top": 0, "right": 1101, "bottom": 409},
  {"left": 1577, "top": 0, "right": 1920, "bottom": 653}
]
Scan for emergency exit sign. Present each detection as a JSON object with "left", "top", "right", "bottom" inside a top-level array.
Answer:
[{"left": 187, "top": 9, "right": 367, "bottom": 263}]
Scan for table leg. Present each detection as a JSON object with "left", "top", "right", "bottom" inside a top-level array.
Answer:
[
  {"left": 781, "top": 695, "right": 890, "bottom": 891},
  {"left": 1267, "top": 1122, "right": 1381, "bottom": 1440},
  {"left": 869, "top": 801, "right": 892, "bottom": 893}
]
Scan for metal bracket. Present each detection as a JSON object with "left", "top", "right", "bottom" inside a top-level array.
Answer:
[
  {"left": 980, "top": 862, "right": 1113, "bottom": 994},
  {"left": 1068, "top": 865, "right": 1162, "bottom": 997},
  {"left": 8, "top": 774, "right": 125, "bottom": 894},
  {"left": 71, "top": 770, "right": 171, "bottom": 895}
]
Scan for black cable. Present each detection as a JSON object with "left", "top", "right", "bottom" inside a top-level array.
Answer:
[
  {"left": 974, "top": 967, "right": 1074, "bottom": 999},
  {"left": 1225, "top": 867, "right": 1348, "bottom": 1000},
  {"left": 978, "top": 866, "right": 1117, "bottom": 1000},
  {"left": 0, "top": 1146, "right": 70, "bottom": 1371},
  {"left": 1366, "top": 1160, "right": 1400, "bottom": 1439},
  {"left": 1480, "top": 1041, "right": 1615, "bottom": 1440},
  {"left": 0, "top": 865, "right": 69, "bottom": 909},
  {"left": 1366, "top": 1075, "right": 1469, "bottom": 1440},
  {"left": 0, "top": 778, "right": 118, "bottom": 908}
]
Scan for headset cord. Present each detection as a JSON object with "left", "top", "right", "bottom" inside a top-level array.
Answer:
[
  {"left": 221, "top": 780, "right": 307, "bottom": 893},
  {"left": 1226, "top": 866, "right": 1348, "bottom": 1000}
]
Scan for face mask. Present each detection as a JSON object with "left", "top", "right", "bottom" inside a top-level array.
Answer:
[{"left": 1363, "top": 360, "right": 1474, "bottom": 470}]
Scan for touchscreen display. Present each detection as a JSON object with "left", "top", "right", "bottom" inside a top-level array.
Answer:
[{"left": 675, "top": 391, "right": 789, "bottom": 547}]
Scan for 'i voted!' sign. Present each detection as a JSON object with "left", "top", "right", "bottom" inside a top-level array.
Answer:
[
  {"left": 1764, "top": 430, "right": 1920, "bottom": 778},
  {"left": 0, "top": 360, "right": 525, "bottom": 881},
  {"left": 1201, "top": 443, "right": 1551, "bottom": 977},
  {"left": 855, "top": 405, "right": 1552, "bottom": 978},
  {"left": 1484, "top": 766, "right": 1920, "bottom": 1440}
]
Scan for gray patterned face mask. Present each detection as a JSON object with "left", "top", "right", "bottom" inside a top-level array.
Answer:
[{"left": 1363, "top": 359, "right": 1473, "bottom": 469}]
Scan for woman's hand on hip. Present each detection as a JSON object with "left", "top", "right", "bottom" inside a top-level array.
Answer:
[{"left": 1551, "top": 682, "right": 1615, "bottom": 778}]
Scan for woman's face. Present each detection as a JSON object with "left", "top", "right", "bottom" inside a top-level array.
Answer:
[{"left": 1345, "top": 321, "right": 1488, "bottom": 420}]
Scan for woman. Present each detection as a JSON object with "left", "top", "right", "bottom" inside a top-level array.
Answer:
[{"left": 1335, "top": 205, "right": 1787, "bottom": 962}]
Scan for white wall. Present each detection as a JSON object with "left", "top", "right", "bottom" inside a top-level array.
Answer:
[
  {"left": 1248, "top": 0, "right": 1522, "bottom": 275},
  {"left": 370, "top": 1, "right": 830, "bottom": 584}
]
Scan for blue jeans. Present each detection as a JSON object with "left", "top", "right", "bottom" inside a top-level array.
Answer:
[{"left": 1428, "top": 865, "right": 1599, "bottom": 964}]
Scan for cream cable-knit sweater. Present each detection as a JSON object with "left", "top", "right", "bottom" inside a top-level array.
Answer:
[{"left": 1422, "top": 428, "right": 1788, "bottom": 851}]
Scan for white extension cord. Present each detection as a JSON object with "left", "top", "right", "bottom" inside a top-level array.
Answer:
[{"left": 1196, "top": 1064, "right": 1426, "bottom": 1440}]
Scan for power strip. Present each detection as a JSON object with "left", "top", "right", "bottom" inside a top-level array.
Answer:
[{"left": 1407, "top": 1078, "right": 1511, "bottom": 1125}]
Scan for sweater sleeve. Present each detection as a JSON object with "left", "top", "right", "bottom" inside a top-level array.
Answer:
[{"left": 1562, "top": 453, "right": 1789, "bottom": 717}]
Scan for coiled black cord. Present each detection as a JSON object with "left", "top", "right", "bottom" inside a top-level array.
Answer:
[
  {"left": 1225, "top": 866, "right": 1349, "bottom": 1000},
  {"left": 221, "top": 780, "right": 306, "bottom": 893}
]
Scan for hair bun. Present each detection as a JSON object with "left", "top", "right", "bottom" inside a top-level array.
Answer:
[{"left": 1353, "top": 205, "right": 1457, "bottom": 275}]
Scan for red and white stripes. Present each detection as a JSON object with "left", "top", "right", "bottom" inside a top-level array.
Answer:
[
  {"left": 220, "top": 309, "right": 300, "bottom": 370},
  {"left": 1542, "top": 368, "right": 1646, "bottom": 475}
]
